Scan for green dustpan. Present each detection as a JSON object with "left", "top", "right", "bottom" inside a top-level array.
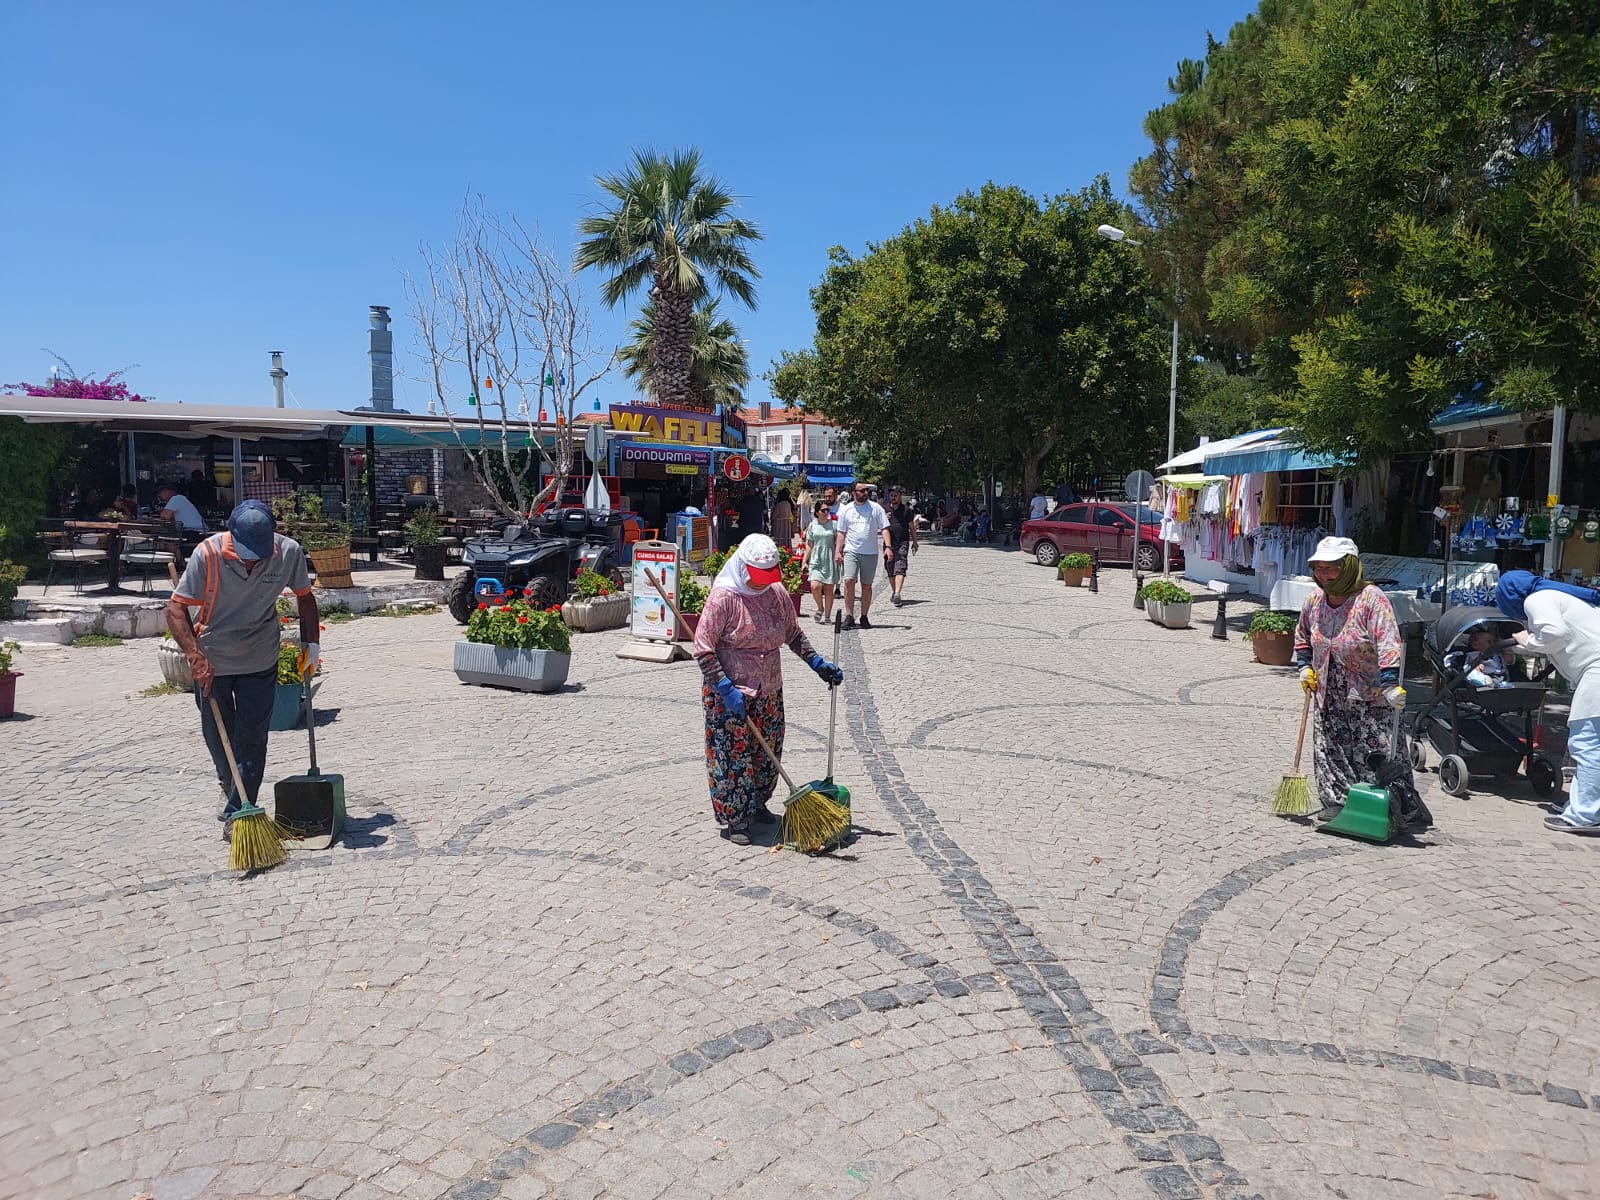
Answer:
[{"left": 1318, "top": 705, "right": 1403, "bottom": 844}]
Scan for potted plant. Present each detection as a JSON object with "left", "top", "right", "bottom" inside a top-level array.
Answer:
[
  {"left": 561, "top": 568, "right": 630, "bottom": 632},
  {"left": 676, "top": 574, "right": 708, "bottom": 640},
  {"left": 0, "top": 554, "right": 27, "bottom": 619},
  {"left": 156, "top": 631, "right": 193, "bottom": 690},
  {"left": 273, "top": 494, "right": 353, "bottom": 588},
  {"left": 406, "top": 507, "right": 446, "bottom": 581},
  {"left": 0, "top": 639, "right": 21, "bottom": 719},
  {"left": 1138, "top": 579, "right": 1193, "bottom": 629},
  {"left": 1247, "top": 609, "right": 1297, "bottom": 665},
  {"left": 776, "top": 545, "right": 806, "bottom": 615},
  {"left": 700, "top": 549, "right": 730, "bottom": 579},
  {"left": 272, "top": 641, "right": 319, "bottom": 731},
  {"left": 454, "top": 597, "right": 573, "bottom": 692},
  {"left": 1057, "top": 552, "right": 1092, "bottom": 588}
]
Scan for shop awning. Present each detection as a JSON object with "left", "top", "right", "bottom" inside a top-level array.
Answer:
[
  {"left": 750, "top": 453, "right": 802, "bottom": 478},
  {"left": 1157, "top": 428, "right": 1284, "bottom": 472},
  {"left": 1160, "top": 473, "right": 1225, "bottom": 489},
  {"left": 1430, "top": 396, "right": 1515, "bottom": 432},
  {"left": 337, "top": 423, "right": 558, "bottom": 450},
  {"left": 1203, "top": 433, "right": 1347, "bottom": 476},
  {"left": 802, "top": 463, "right": 856, "bottom": 485}
]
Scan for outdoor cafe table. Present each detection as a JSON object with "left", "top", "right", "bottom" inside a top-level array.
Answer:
[{"left": 61, "top": 521, "right": 178, "bottom": 595}]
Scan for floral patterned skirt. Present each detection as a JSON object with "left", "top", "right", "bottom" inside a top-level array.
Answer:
[
  {"left": 703, "top": 685, "right": 785, "bottom": 830},
  {"left": 1313, "top": 662, "right": 1412, "bottom": 812}
]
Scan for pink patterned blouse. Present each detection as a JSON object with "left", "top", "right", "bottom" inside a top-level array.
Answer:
[
  {"left": 693, "top": 584, "right": 818, "bottom": 697},
  {"left": 1294, "top": 584, "right": 1402, "bottom": 704}
]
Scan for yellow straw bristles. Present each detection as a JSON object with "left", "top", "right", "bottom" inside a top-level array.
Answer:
[{"left": 780, "top": 789, "right": 851, "bottom": 853}]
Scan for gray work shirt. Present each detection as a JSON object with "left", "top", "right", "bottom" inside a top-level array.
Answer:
[{"left": 173, "top": 532, "right": 313, "bottom": 675}]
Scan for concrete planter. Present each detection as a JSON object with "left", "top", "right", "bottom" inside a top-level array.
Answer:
[
  {"left": 1147, "top": 600, "right": 1192, "bottom": 629},
  {"left": 560, "top": 593, "right": 630, "bottom": 633},
  {"left": 677, "top": 612, "right": 701, "bottom": 642},
  {"left": 453, "top": 641, "right": 571, "bottom": 693},
  {"left": 1059, "top": 568, "right": 1087, "bottom": 588},
  {"left": 156, "top": 641, "right": 193, "bottom": 690}
]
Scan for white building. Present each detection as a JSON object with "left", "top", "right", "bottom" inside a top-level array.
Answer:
[{"left": 745, "top": 406, "right": 854, "bottom": 480}]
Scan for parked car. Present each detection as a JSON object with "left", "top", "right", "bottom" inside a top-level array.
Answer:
[{"left": 1020, "top": 501, "right": 1178, "bottom": 573}]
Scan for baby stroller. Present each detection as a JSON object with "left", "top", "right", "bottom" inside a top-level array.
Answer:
[{"left": 1410, "top": 605, "right": 1562, "bottom": 799}]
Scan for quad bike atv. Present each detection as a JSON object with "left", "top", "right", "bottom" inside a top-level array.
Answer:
[{"left": 447, "top": 507, "right": 628, "bottom": 623}]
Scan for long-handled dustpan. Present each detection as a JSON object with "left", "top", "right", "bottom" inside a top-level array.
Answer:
[
  {"left": 1319, "top": 644, "right": 1429, "bottom": 843},
  {"left": 274, "top": 670, "right": 345, "bottom": 849}
]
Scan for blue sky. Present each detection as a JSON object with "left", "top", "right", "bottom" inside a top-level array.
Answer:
[{"left": 0, "top": 0, "right": 1257, "bottom": 413}]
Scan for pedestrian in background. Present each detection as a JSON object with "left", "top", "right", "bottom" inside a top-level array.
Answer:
[
  {"left": 805, "top": 500, "right": 839, "bottom": 624},
  {"left": 835, "top": 482, "right": 891, "bottom": 630},
  {"left": 769, "top": 486, "right": 797, "bottom": 549},
  {"left": 884, "top": 485, "right": 918, "bottom": 607}
]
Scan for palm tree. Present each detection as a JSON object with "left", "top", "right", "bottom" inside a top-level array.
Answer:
[
  {"left": 617, "top": 299, "right": 751, "bottom": 410},
  {"left": 575, "top": 147, "right": 761, "bottom": 411}
]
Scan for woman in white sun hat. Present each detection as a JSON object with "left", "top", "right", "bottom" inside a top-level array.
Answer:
[
  {"left": 692, "top": 534, "right": 844, "bottom": 845},
  {"left": 1293, "top": 536, "right": 1413, "bottom": 816}
]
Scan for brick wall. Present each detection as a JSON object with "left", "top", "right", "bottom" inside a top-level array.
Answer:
[{"left": 373, "top": 449, "right": 435, "bottom": 505}]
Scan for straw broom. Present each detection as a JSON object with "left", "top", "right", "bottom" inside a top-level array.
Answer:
[
  {"left": 212, "top": 697, "right": 289, "bottom": 871},
  {"left": 1271, "top": 687, "right": 1314, "bottom": 816}
]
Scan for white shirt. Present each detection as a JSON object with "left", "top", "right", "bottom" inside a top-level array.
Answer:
[
  {"left": 162, "top": 493, "right": 207, "bottom": 531},
  {"left": 1029, "top": 495, "right": 1049, "bottom": 520},
  {"left": 1523, "top": 590, "right": 1600, "bottom": 721},
  {"left": 835, "top": 500, "right": 888, "bottom": 555}
]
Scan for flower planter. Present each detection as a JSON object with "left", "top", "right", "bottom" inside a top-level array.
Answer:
[
  {"left": 561, "top": 593, "right": 630, "bottom": 633},
  {"left": 788, "top": 590, "right": 804, "bottom": 616},
  {"left": 677, "top": 612, "right": 701, "bottom": 642},
  {"left": 1251, "top": 629, "right": 1295, "bottom": 666},
  {"left": 1059, "top": 568, "right": 1087, "bottom": 588},
  {"left": 270, "top": 683, "right": 306, "bottom": 731},
  {"left": 453, "top": 641, "right": 572, "bottom": 693},
  {"left": 0, "top": 671, "right": 19, "bottom": 718},
  {"left": 1147, "top": 600, "right": 1192, "bottom": 629},
  {"left": 307, "top": 545, "right": 354, "bottom": 589},
  {"left": 413, "top": 543, "right": 447, "bottom": 581},
  {"left": 157, "top": 641, "right": 194, "bottom": 690}
]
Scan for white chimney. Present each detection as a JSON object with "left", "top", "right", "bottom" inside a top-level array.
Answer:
[{"left": 269, "top": 351, "right": 287, "bottom": 408}]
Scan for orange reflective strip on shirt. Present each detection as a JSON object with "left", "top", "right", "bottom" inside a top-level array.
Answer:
[{"left": 196, "top": 542, "right": 220, "bottom": 634}]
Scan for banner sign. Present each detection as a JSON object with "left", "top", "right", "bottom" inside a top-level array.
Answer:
[
  {"left": 722, "top": 454, "right": 751, "bottom": 482},
  {"left": 616, "top": 441, "right": 712, "bottom": 468},
  {"left": 631, "top": 542, "right": 681, "bottom": 641},
  {"left": 804, "top": 463, "right": 856, "bottom": 484},
  {"left": 720, "top": 405, "right": 748, "bottom": 448},
  {"left": 609, "top": 404, "right": 722, "bottom": 446}
]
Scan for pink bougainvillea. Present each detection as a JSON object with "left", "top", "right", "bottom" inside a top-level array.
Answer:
[{"left": 3, "top": 368, "right": 146, "bottom": 402}]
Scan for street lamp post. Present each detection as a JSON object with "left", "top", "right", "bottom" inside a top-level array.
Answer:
[{"left": 1098, "top": 223, "right": 1179, "bottom": 577}]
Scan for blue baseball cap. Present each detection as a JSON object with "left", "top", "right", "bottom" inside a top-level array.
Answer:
[{"left": 228, "top": 500, "right": 276, "bottom": 561}]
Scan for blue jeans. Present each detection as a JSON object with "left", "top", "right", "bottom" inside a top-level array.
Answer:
[
  {"left": 1563, "top": 716, "right": 1599, "bottom": 827},
  {"left": 193, "top": 668, "right": 276, "bottom": 816}
]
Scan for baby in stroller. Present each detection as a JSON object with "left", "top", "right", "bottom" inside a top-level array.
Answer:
[{"left": 1446, "top": 626, "right": 1515, "bottom": 689}]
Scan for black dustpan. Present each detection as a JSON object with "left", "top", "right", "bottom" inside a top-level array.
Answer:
[{"left": 274, "top": 673, "right": 345, "bottom": 849}]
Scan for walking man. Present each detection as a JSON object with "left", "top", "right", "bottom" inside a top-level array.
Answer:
[
  {"left": 884, "top": 485, "right": 918, "bottom": 606},
  {"left": 834, "top": 482, "right": 890, "bottom": 629},
  {"left": 165, "top": 501, "right": 320, "bottom": 835}
]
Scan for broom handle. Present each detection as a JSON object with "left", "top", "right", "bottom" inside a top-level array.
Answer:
[
  {"left": 744, "top": 715, "right": 800, "bottom": 793},
  {"left": 826, "top": 609, "right": 841, "bottom": 780},
  {"left": 1289, "top": 686, "right": 1313, "bottom": 773},
  {"left": 208, "top": 696, "right": 251, "bottom": 804},
  {"left": 302, "top": 668, "right": 319, "bottom": 776},
  {"left": 643, "top": 566, "right": 693, "bottom": 641}
]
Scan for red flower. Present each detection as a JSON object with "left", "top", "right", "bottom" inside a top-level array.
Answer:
[
  {"left": 523, "top": 588, "right": 533, "bottom": 598},
  {"left": 517, "top": 615, "right": 528, "bottom": 624},
  {"left": 477, "top": 602, "right": 488, "bottom": 611}
]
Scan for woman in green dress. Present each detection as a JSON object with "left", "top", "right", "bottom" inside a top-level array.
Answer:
[{"left": 804, "top": 500, "right": 839, "bottom": 624}]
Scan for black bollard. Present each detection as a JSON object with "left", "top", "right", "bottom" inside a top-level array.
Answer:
[
  {"left": 1212, "top": 595, "right": 1229, "bottom": 640},
  {"left": 1088, "top": 550, "right": 1099, "bottom": 593},
  {"left": 1134, "top": 571, "right": 1145, "bottom": 610}
]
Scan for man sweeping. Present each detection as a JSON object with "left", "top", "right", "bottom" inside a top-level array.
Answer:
[{"left": 165, "top": 500, "right": 319, "bottom": 837}]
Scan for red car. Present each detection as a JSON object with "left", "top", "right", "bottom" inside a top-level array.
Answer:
[{"left": 1020, "top": 501, "right": 1178, "bottom": 573}]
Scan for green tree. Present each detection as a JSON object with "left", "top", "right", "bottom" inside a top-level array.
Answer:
[
  {"left": 616, "top": 298, "right": 750, "bottom": 409},
  {"left": 1132, "top": 0, "right": 1600, "bottom": 462},
  {"left": 771, "top": 180, "right": 1173, "bottom": 497},
  {"left": 575, "top": 148, "right": 762, "bottom": 411}
]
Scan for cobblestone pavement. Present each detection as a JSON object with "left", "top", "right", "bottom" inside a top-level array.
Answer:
[{"left": 3, "top": 542, "right": 1597, "bottom": 1200}]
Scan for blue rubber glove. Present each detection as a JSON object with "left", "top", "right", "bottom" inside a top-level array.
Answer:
[
  {"left": 810, "top": 655, "right": 844, "bottom": 686},
  {"left": 714, "top": 678, "right": 746, "bottom": 720}
]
